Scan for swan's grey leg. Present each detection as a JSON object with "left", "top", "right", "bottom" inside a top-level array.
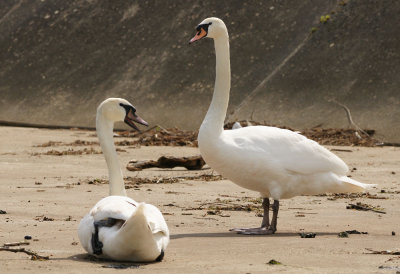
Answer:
[
  {"left": 269, "top": 200, "right": 279, "bottom": 233},
  {"left": 230, "top": 198, "right": 276, "bottom": 235},
  {"left": 91, "top": 218, "right": 118, "bottom": 255},
  {"left": 261, "top": 198, "right": 270, "bottom": 228}
]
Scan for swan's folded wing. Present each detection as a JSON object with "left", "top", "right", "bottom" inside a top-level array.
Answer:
[
  {"left": 90, "top": 196, "right": 138, "bottom": 221},
  {"left": 140, "top": 204, "right": 169, "bottom": 236},
  {"left": 283, "top": 136, "right": 349, "bottom": 175},
  {"left": 229, "top": 126, "right": 349, "bottom": 175}
]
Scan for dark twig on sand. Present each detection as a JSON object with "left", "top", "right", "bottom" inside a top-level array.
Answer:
[
  {"left": 0, "top": 247, "right": 49, "bottom": 260},
  {"left": 365, "top": 248, "right": 400, "bottom": 255}
]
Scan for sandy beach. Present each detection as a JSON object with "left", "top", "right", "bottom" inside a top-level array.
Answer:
[{"left": 1, "top": 126, "right": 399, "bottom": 273}]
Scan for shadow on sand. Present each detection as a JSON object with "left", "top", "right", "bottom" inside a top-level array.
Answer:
[{"left": 56, "top": 253, "right": 158, "bottom": 269}]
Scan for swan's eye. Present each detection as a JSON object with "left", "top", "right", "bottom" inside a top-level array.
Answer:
[
  {"left": 196, "top": 22, "right": 212, "bottom": 33},
  {"left": 119, "top": 103, "right": 136, "bottom": 114}
]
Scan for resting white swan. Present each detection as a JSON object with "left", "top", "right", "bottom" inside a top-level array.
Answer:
[
  {"left": 78, "top": 98, "right": 169, "bottom": 261},
  {"left": 190, "top": 17, "right": 376, "bottom": 235}
]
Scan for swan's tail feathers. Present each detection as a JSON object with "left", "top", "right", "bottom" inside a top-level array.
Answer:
[{"left": 339, "top": 176, "right": 377, "bottom": 192}]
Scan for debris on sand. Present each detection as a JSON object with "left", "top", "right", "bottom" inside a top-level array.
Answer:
[
  {"left": 380, "top": 189, "right": 400, "bottom": 194},
  {"left": 116, "top": 125, "right": 198, "bottom": 147},
  {"left": 186, "top": 198, "right": 263, "bottom": 215},
  {"left": 81, "top": 174, "right": 223, "bottom": 187},
  {"left": 64, "top": 216, "right": 73, "bottom": 221},
  {"left": 206, "top": 210, "right": 231, "bottom": 217},
  {"left": 35, "top": 140, "right": 98, "bottom": 147},
  {"left": 127, "top": 155, "right": 205, "bottom": 171},
  {"left": 346, "top": 202, "right": 386, "bottom": 214},
  {"left": 34, "top": 215, "right": 54, "bottom": 222},
  {"left": 299, "top": 232, "right": 316, "bottom": 238},
  {"left": 338, "top": 231, "right": 349, "bottom": 238},
  {"left": 378, "top": 265, "right": 400, "bottom": 271},
  {"left": 365, "top": 248, "right": 400, "bottom": 255},
  {"left": 320, "top": 192, "right": 387, "bottom": 201},
  {"left": 0, "top": 210, "right": 6, "bottom": 214},
  {"left": 344, "top": 230, "right": 368, "bottom": 235},
  {"left": 267, "top": 259, "right": 282, "bottom": 265},
  {"left": 32, "top": 124, "right": 389, "bottom": 152},
  {"left": 32, "top": 147, "right": 101, "bottom": 156}
]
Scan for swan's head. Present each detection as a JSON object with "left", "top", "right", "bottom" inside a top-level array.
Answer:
[
  {"left": 189, "top": 17, "right": 227, "bottom": 43},
  {"left": 97, "top": 98, "right": 148, "bottom": 131}
]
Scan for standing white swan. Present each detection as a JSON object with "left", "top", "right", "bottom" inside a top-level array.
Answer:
[
  {"left": 189, "top": 17, "right": 376, "bottom": 235},
  {"left": 78, "top": 98, "right": 169, "bottom": 261}
]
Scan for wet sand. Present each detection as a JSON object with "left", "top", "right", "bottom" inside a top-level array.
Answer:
[{"left": 1, "top": 126, "right": 399, "bottom": 273}]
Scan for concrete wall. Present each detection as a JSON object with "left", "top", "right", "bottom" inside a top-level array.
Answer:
[{"left": 0, "top": 0, "right": 398, "bottom": 141}]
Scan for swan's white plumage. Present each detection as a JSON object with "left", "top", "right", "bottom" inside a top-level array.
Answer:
[
  {"left": 78, "top": 98, "right": 169, "bottom": 262},
  {"left": 193, "top": 17, "right": 375, "bottom": 215},
  {"left": 200, "top": 125, "right": 372, "bottom": 199}
]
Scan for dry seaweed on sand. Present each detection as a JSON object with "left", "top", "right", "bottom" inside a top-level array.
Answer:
[
  {"left": 35, "top": 140, "right": 98, "bottom": 147},
  {"left": 319, "top": 192, "right": 388, "bottom": 201},
  {"left": 32, "top": 147, "right": 101, "bottom": 156},
  {"left": 80, "top": 174, "right": 223, "bottom": 187},
  {"left": 127, "top": 155, "right": 205, "bottom": 171},
  {"left": 116, "top": 126, "right": 198, "bottom": 147},
  {"left": 108, "top": 122, "right": 383, "bottom": 148},
  {"left": 186, "top": 198, "right": 262, "bottom": 214},
  {"left": 33, "top": 124, "right": 386, "bottom": 148}
]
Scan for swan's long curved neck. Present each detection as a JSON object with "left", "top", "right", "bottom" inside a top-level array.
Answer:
[
  {"left": 96, "top": 115, "right": 127, "bottom": 196},
  {"left": 200, "top": 33, "right": 230, "bottom": 138}
]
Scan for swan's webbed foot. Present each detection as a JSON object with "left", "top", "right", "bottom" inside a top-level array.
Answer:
[
  {"left": 230, "top": 199, "right": 279, "bottom": 235},
  {"left": 230, "top": 226, "right": 276, "bottom": 235},
  {"left": 91, "top": 218, "right": 118, "bottom": 255}
]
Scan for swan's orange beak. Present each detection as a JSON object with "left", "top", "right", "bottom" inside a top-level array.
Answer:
[{"left": 189, "top": 28, "right": 207, "bottom": 44}]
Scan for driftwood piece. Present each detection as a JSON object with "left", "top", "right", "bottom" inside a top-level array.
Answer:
[
  {"left": 127, "top": 155, "right": 205, "bottom": 171},
  {"left": 3, "top": 241, "right": 30, "bottom": 247},
  {"left": 330, "top": 99, "right": 370, "bottom": 138}
]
